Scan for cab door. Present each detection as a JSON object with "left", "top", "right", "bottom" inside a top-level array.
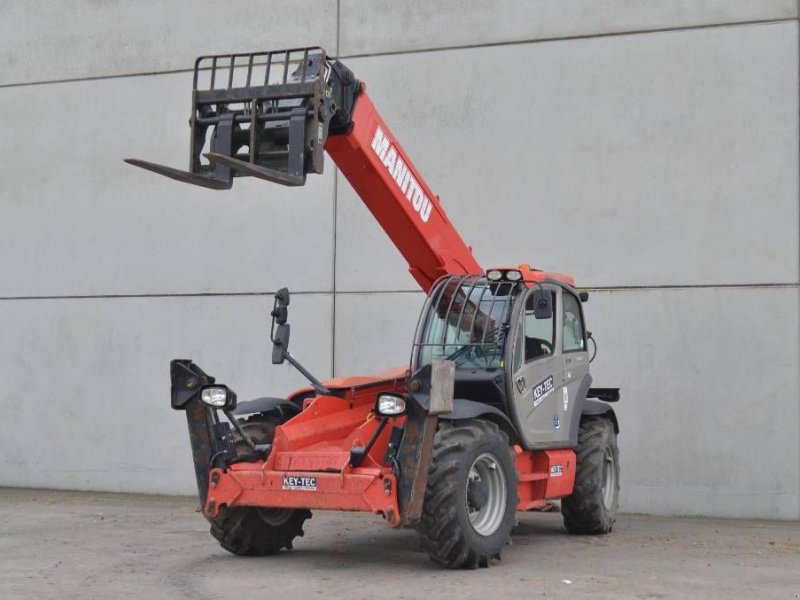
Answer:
[
  {"left": 507, "top": 285, "right": 566, "bottom": 447},
  {"left": 559, "top": 289, "right": 591, "bottom": 444}
]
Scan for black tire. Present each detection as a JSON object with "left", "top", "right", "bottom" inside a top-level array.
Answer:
[
  {"left": 210, "top": 414, "right": 311, "bottom": 556},
  {"left": 418, "top": 420, "right": 518, "bottom": 569},
  {"left": 561, "top": 416, "right": 619, "bottom": 535},
  {"left": 210, "top": 505, "right": 311, "bottom": 556},
  {"left": 231, "top": 415, "right": 277, "bottom": 463}
]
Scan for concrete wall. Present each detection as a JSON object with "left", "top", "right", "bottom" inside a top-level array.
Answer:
[{"left": 1, "top": 1, "right": 798, "bottom": 519}]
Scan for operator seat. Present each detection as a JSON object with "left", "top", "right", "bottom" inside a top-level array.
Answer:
[{"left": 525, "top": 337, "right": 550, "bottom": 360}]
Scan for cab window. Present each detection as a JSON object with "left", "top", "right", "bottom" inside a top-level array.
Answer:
[
  {"left": 415, "top": 279, "right": 514, "bottom": 370},
  {"left": 523, "top": 291, "right": 555, "bottom": 362},
  {"left": 562, "top": 292, "right": 585, "bottom": 352}
]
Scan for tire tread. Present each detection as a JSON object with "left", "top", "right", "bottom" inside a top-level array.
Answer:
[
  {"left": 561, "top": 417, "right": 619, "bottom": 535},
  {"left": 418, "top": 419, "right": 518, "bottom": 569},
  {"left": 210, "top": 414, "right": 311, "bottom": 556}
]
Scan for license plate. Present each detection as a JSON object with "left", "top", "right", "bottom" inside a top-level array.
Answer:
[{"left": 282, "top": 475, "right": 317, "bottom": 491}]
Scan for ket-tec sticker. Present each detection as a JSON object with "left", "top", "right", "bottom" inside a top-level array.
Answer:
[
  {"left": 562, "top": 386, "right": 569, "bottom": 411},
  {"left": 550, "top": 464, "right": 563, "bottom": 478},
  {"left": 282, "top": 476, "right": 317, "bottom": 491},
  {"left": 532, "top": 375, "right": 555, "bottom": 407},
  {"left": 552, "top": 412, "right": 560, "bottom": 430}
]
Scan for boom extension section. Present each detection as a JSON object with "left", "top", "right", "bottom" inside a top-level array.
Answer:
[{"left": 126, "top": 46, "right": 479, "bottom": 291}]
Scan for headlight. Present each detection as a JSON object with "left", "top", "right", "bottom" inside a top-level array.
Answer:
[
  {"left": 505, "top": 269, "right": 522, "bottom": 281},
  {"left": 200, "top": 385, "right": 237, "bottom": 411},
  {"left": 376, "top": 393, "right": 407, "bottom": 417}
]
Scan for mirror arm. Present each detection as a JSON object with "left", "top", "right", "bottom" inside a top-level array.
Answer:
[
  {"left": 268, "top": 286, "right": 330, "bottom": 395},
  {"left": 283, "top": 351, "right": 331, "bottom": 395}
]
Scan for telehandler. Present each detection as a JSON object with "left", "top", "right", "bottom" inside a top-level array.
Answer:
[{"left": 127, "top": 47, "right": 620, "bottom": 568}]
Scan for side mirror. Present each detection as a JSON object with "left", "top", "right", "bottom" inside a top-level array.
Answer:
[
  {"left": 270, "top": 287, "right": 290, "bottom": 335},
  {"left": 532, "top": 288, "right": 553, "bottom": 320},
  {"left": 272, "top": 305, "right": 288, "bottom": 325},
  {"left": 579, "top": 291, "right": 589, "bottom": 302},
  {"left": 275, "top": 287, "right": 290, "bottom": 307},
  {"left": 272, "top": 323, "right": 290, "bottom": 364}
]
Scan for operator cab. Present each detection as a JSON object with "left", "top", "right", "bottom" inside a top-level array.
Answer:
[
  {"left": 411, "top": 267, "right": 591, "bottom": 449},
  {"left": 412, "top": 273, "right": 515, "bottom": 412}
]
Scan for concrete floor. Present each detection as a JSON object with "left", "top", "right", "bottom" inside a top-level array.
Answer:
[{"left": 0, "top": 488, "right": 797, "bottom": 600}]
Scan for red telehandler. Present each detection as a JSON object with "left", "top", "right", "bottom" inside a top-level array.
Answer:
[{"left": 127, "top": 47, "right": 620, "bottom": 568}]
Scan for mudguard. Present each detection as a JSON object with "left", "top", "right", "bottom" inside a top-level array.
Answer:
[
  {"left": 566, "top": 376, "right": 621, "bottom": 445},
  {"left": 439, "top": 398, "right": 521, "bottom": 445},
  {"left": 582, "top": 398, "right": 619, "bottom": 433},
  {"left": 232, "top": 397, "right": 301, "bottom": 419}
]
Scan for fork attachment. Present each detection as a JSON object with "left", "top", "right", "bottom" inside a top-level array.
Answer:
[{"left": 126, "top": 47, "right": 358, "bottom": 189}]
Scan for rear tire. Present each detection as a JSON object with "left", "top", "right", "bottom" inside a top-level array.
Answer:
[
  {"left": 561, "top": 417, "right": 619, "bottom": 535},
  {"left": 210, "top": 414, "right": 311, "bottom": 556},
  {"left": 418, "top": 420, "right": 518, "bottom": 569}
]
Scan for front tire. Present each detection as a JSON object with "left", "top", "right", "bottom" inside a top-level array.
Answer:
[
  {"left": 561, "top": 416, "right": 619, "bottom": 534},
  {"left": 210, "top": 414, "right": 311, "bottom": 556},
  {"left": 418, "top": 420, "right": 518, "bottom": 569},
  {"left": 210, "top": 506, "right": 311, "bottom": 556}
]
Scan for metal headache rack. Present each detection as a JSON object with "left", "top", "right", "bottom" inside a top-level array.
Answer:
[
  {"left": 126, "top": 47, "right": 339, "bottom": 189},
  {"left": 412, "top": 275, "right": 517, "bottom": 366}
]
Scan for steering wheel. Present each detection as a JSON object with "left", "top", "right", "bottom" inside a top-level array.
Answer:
[{"left": 471, "top": 344, "right": 489, "bottom": 363}]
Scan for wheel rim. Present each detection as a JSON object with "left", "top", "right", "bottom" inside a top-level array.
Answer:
[
  {"left": 466, "top": 452, "right": 507, "bottom": 537},
  {"left": 256, "top": 507, "right": 294, "bottom": 526},
  {"left": 602, "top": 446, "right": 616, "bottom": 510}
]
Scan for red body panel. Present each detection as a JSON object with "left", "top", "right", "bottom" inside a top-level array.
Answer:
[
  {"left": 208, "top": 467, "right": 399, "bottom": 523},
  {"left": 206, "top": 391, "right": 576, "bottom": 524},
  {"left": 208, "top": 443, "right": 576, "bottom": 523},
  {"left": 206, "top": 378, "right": 406, "bottom": 525},
  {"left": 515, "top": 447, "right": 577, "bottom": 510}
]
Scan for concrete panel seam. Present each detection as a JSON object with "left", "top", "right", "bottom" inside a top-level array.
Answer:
[
  {"left": 581, "top": 283, "right": 799, "bottom": 292},
  {"left": 0, "top": 291, "right": 334, "bottom": 302},
  {"left": 336, "top": 0, "right": 341, "bottom": 57},
  {"left": 337, "top": 18, "right": 797, "bottom": 61},
  {"left": 0, "top": 68, "right": 193, "bottom": 91},
  {"left": 332, "top": 284, "right": 800, "bottom": 296},
  {"left": 333, "top": 283, "right": 800, "bottom": 295},
  {"left": 332, "top": 166, "right": 339, "bottom": 377},
  {"left": 1, "top": 18, "right": 795, "bottom": 90},
  {"left": 2, "top": 283, "right": 797, "bottom": 303}
]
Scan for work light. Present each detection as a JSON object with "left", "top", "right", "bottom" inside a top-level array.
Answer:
[
  {"left": 375, "top": 393, "right": 407, "bottom": 417},
  {"left": 200, "top": 385, "right": 237, "bottom": 411},
  {"left": 486, "top": 269, "right": 503, "bottom": 281}
]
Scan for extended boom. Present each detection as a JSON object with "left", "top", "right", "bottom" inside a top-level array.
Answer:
[{"left": 126, "top": 46, "right": 479, "bottom": 291}]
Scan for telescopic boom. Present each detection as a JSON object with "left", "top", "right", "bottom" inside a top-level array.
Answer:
[{"left": 126, "top": 47, "right": 480, "bottom": 292}]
